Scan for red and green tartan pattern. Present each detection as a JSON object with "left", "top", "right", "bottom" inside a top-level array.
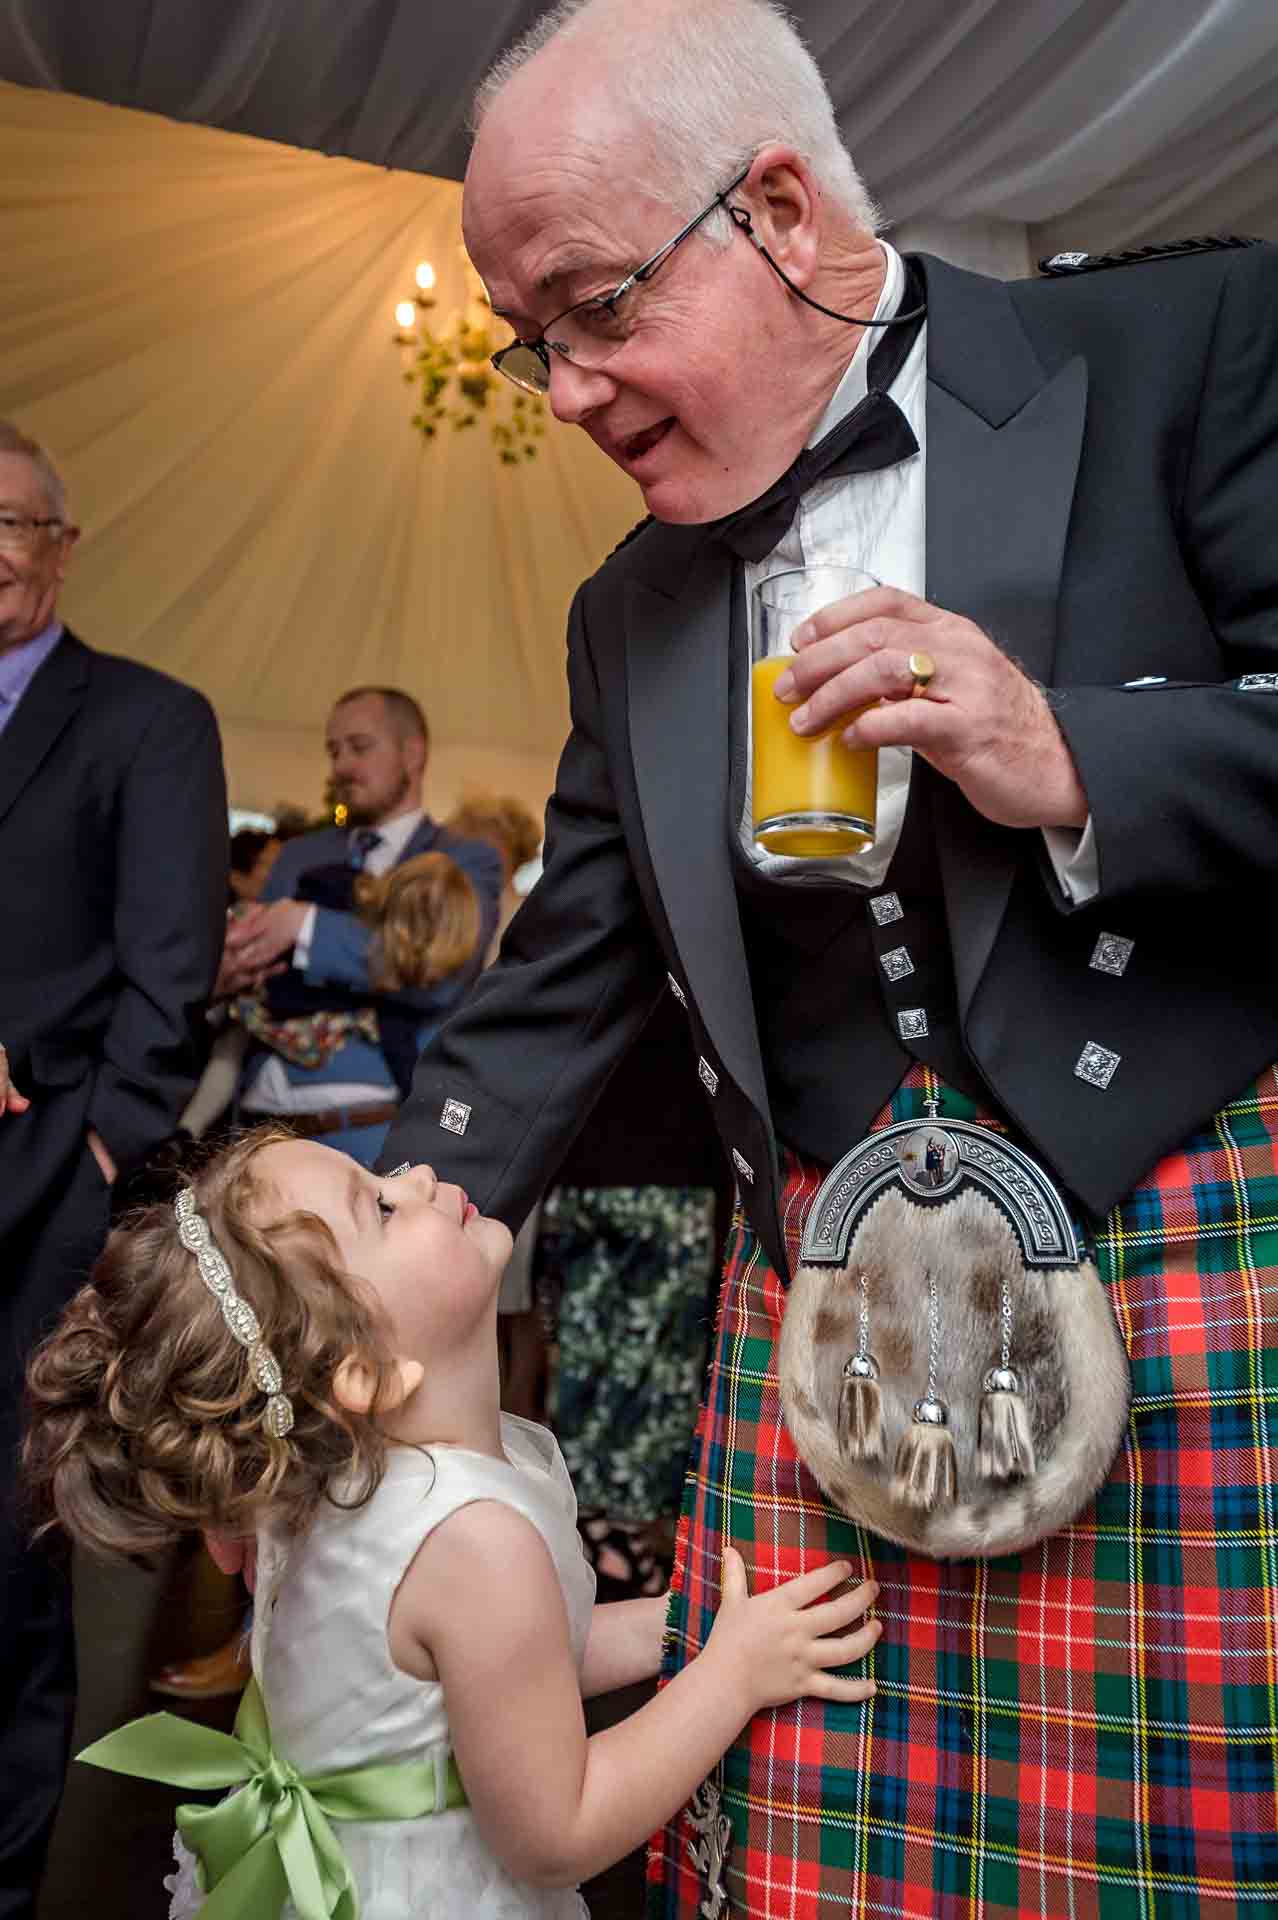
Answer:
[{"left": 648, "top": 1067, "right": 1278, "bottom": 1918}]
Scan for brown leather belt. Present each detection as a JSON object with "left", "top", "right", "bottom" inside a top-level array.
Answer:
[{"left": 280, "top": 1102, "right": 400, "bottom": 1139}]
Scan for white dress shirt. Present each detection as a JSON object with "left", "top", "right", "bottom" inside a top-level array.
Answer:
[{"left": 739, "top": 242, "right": 1097, "bottom": 903}]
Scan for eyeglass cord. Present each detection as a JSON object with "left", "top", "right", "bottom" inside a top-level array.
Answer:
[{"left": 725, "top": 203, "right": 928, "bottom": 329}]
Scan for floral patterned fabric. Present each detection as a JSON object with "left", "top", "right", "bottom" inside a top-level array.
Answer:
[
  {"left": 535, "top": 1184, "right": 717, "bottom": 1527},
  {"left": 231, "top": 993, "right": 380, "bottom": 1070}
]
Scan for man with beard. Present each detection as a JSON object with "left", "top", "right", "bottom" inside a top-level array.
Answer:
[
  {"left": 367, "top": 0, "right": 1278, "bottom": 1914},
  {"left": 221, "top": 686, "right": 501, "bottom": 1167}
]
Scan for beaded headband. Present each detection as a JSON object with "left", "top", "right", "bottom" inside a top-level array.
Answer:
[{"left": 173, "top": 1187, "right": 295, "bottom": 1438}]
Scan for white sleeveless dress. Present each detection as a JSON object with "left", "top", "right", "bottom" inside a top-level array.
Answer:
[{"left": 166, "top": 1416, "right": 595, "bottom": 1919}]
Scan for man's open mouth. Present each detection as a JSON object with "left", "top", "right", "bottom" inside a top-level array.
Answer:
[{"left": 621, "top": 419, "right": 674, "bottom": 463}]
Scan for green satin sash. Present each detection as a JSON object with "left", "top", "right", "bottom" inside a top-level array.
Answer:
[{"left": 77, "top": 1675, "right": 466, "bottom": 1919}]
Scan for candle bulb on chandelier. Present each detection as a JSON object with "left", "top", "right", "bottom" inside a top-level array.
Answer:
[{"left": 391, "top": 241, "right": 545, "bottom": 460}]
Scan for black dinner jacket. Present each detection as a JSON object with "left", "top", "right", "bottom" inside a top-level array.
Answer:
[
  {"left": 0, "top": 630, "right": 227, "bottom": 1240},
  {"left": 386, "top": 244, "right": 1278, "bottom": 1280}
]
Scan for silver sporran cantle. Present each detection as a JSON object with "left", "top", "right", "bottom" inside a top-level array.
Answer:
[{"left": 778, "top": 1116, "right": 1130, "bottom": 1559}]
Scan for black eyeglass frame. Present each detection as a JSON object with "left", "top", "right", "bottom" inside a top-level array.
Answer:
[{"left": 491, "top": 162, "right": 752, "bottom": 393}]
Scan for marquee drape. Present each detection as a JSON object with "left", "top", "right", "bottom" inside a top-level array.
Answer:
[
  {"left": 0, "top": 81, "right": 642, "bottom": 812},
  {"left": 3, "top": 1, "right": 1277, "bottom": 246}
]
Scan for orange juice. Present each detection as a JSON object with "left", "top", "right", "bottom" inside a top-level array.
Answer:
[{"left": 751, "top": 656, "right": 876, "bottom": 857}]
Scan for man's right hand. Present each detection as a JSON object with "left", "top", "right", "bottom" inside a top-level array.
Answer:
[
  {"left": 214, "top": 901, "right": 304, "bottom": 999},
  {"left": 0, "top": 1042, "right": 30, "bottom": 1116},
  {"left": 213, "top": 906, "right": 286, "bottom": 1000}
]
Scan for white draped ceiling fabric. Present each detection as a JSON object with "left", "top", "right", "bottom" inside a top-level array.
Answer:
[
  {"left": 0, "top": 82, "right": 643, "bottom": 815},
  {"left": 2, "top": 0, "right": 1277, "bottom": 815}
]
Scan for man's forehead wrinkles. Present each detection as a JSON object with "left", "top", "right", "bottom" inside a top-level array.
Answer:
[
  {"left": 486, "top": 240, "right": 628, "bottom": 326},
  {"left": 537, "top": 248, "right": 627, "bottom": 295}
]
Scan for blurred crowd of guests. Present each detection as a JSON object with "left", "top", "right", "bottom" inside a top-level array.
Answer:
[{"left": 0, "top": 419, "right": 722, "bottom": 1914}]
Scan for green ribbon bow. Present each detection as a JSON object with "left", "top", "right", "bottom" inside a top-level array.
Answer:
[{"left": 77, "top": 1676, "right": 465, "bottom": 1920}]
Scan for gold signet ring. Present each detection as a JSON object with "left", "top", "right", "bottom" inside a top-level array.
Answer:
[{"left": 908, "top": 650, "right": 936, "bottom": 697}]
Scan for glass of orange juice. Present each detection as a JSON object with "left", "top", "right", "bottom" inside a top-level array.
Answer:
[{"left": 751, "top": 565, "right": 880, "bottom": 857}]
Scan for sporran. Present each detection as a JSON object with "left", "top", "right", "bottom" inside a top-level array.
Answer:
[{"left": 778, "top": 1112, "right": 1130, "bottom": 1557}]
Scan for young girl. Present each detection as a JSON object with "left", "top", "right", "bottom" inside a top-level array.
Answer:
[{"left": 24, "top": 1127, "right": 881, "bottom": 1918}]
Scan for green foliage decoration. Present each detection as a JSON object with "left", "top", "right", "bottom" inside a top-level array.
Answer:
[{"left": 400, "top": 307, "right": 545, "bottom": 463}]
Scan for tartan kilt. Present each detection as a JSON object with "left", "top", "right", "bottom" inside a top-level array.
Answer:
[{"left": 647, "top": 1066, "right": 1278, "bottom": 1919}]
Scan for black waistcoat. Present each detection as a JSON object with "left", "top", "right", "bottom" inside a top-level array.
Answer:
[{"left": 727, "top": 571, "right": 994, "bottom": 1164}]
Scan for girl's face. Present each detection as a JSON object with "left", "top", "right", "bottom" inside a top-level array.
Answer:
[{"left": 258, "top": 1142, "right": 512, "bottom": 1368}]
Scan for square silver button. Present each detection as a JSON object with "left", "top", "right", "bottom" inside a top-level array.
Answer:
[
  {"left": 869, "top": 893, "right": 903, "bottom": 926},
  {"left": 1090, "top": 933, "right": 1134, "bottom": 978},
  {"left": 731, "top": 1149, "right": 755, "bottom": 1185},
  {"left": 667, "top": 972, "right": 687, "bottom": 1007},
  {"left": 898, "top": 1008, "right": 929, "bottom": 1041},
  {"left": 439, "top": 1098, "right": 472, "bottom": 1136},
  {"left": 880, "top": 946, "right": 914, "bottom": 982},
  {"left": 698, "top": 1057, "right": 719, "bottom": 1096},
  {"left": 1075, "top": 1043, "right": 1120, "bottom": 1090}
]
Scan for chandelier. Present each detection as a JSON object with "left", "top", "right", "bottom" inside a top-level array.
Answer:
[{"left": 393, "top": 249, "right": 545, "bottom": 464}]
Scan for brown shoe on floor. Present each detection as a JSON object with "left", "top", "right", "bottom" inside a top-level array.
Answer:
[{"left": 151, "top": 1631, "right": 250, "bottom": 1699}]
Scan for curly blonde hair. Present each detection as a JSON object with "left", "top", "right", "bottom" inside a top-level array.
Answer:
[
  {"left": 23, "top": 1127, "right": 401, "bottom": 1561},
  {"left": 447, "top": 791, "right": 542, "bottom": 878},
  {"left": 354, "top": 851, "right": 480, "bottom": 991}
]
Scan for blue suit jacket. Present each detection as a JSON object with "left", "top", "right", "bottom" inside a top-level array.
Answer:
[{"left": 250, "top": 817, "right": 502, "bottom": 1095}]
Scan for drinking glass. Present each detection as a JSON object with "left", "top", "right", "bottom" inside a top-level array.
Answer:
[{"left": 751, "top": 564, "right": 880, "bottom": 858}]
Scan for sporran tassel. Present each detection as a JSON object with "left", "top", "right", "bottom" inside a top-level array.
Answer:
[
  {"left": 891, "top": 1269, "right": 957, "bottom": 1511},
  {"left": 978, "top": 1367, "right": 1036, "bottom": 1481},
  {"left": 893, "top": 1398, "right": 958, "bottom": 1511},
  {"left": 839, "top": 1356, "right": 884, "bottom": 1462},
  {"left": 978, "top": 1271, "right": 1035, "bottom": 1481},
  {"left": 837, "top": 1273, "right": 884, "bottom": 1462}
]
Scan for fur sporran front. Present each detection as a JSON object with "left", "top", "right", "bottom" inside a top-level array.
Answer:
[{"left": 778, "top": 1121, "right": 1130, "bottom": 1559}]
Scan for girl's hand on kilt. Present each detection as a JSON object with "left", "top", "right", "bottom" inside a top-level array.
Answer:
[{"left": 706, "top": 1548, "right": 880, "bottom": 1711}]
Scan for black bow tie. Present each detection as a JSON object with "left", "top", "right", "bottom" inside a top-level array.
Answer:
[
  {"left": 710, "top": 261, "right": 926, "bottom": 564},
  {"left": 711, "top": 391, "right": 919, "bottom": 563}
]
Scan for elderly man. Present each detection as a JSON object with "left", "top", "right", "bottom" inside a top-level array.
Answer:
[
  {"left": 0, "top": 421, "right": 226, "bottom": 1917},
  {"left": 379, "top": 2, "right": 1278, "bottom": 1913},
  {"left": 219, "top": 685, "right": 502, "bottom": 1167}
]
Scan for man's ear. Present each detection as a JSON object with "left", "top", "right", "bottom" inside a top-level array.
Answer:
[
  {"left": 333, "top": 1353, "right": 425, "bottom": 1415},
  {"left": 746, "top": 146, "right": 820, "bottom": 289}
]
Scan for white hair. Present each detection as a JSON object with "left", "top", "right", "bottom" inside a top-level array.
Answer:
[
  {"left": 0, "top": 421, "right": 68, "bottom": 520},
  {"left": 470, "top": 0, "right": 880, "bottom": 241}
]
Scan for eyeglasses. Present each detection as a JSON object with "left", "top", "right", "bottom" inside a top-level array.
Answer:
[
  {"left": 0, "top": 511, "right": 65, "bottom": 553},
  {"left": 491, "top": 163, "right": 752, "bottom": 396}
]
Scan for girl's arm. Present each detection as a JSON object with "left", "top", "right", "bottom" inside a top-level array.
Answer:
[
  {"left": 391, "top": 1501, "right": 878, "bottom": 1890},
  {"left": 580, "top": 1594, "right": 667, "bottom": 1698}
]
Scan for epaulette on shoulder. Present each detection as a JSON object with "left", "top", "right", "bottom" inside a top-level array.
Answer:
[
  {"left": 603, "top": 514, "right": 654, "bottom": 562},
  {"left": 1038, "top": 235, "right": 1264, "bottom": 276}
]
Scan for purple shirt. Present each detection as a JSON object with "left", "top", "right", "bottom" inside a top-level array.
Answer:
[{"left": 0, "top": 621, "right": 63, "bottom": 739}]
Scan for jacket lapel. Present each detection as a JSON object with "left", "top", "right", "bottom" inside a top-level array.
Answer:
[
  {"left": 622, "top": 260, "right": 1088, "bottom": 1229},
  {"left": 0, "top": 631, "right": 88, "bottom": 830},
  {"left": 917, "top": 254, "right": 1088, "bottom": 1014},
  {"left": 403, "top": 816, "right": 441, "bottom": 860},
  {"left": 625, "top": 540, "right": 770, "bottom": 1121}
]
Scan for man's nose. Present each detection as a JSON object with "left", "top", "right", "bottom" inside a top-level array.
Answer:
[{"left": 547, "top": 354, "right": 616, "bottom": 426}]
